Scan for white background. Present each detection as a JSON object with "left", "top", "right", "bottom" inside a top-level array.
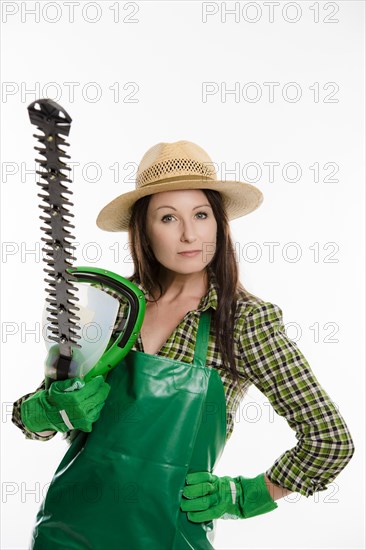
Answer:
[{"left": 1, "top": 1, "right": 365, "bottom": 549}]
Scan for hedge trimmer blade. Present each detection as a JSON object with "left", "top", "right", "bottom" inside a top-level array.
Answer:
[{"left": 28, "top": 99, "right": 81, "bottom": 369}]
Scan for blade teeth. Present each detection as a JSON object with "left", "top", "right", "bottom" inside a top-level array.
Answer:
[
  {"left": 45, "top": 308, "right": 80, "bottom": 318},
  {"left": 43, "top": 255, "right": 77, "bottom": 262},
  {"left": 46, "top": 312, "right": 58, "bottom": 319},
  {"left": 66, "top": 287, "right": 79, "bottom": 294},
  {"left": 43, "top": 268, "right": 75, "bottom": 276},
  {"left": 43, "top": 272, "right": 73, "bottom": 282},
  {"left": 69, "top": 316, "right": 80, "bottom": 322},
  {"left": 34, "top": 134, "right": 70, "bottom": 144},
  {"left": 44, "top": 276, "right": 78, "bottom": 286},
  {"left": 42, "top": 253, "right": 77, "bottom": 259},
  {"left": 44, "top": 281, "right": 77, "bottom": 290},
  {"left": 41, "top": 225, "right": 74, "bottom": 235},
  {"left": 32, "top": 117, "right": 82, "bottom": 333},
  {"left": 39, "top": 205, "right": 74, "bottom": 213},
  {"left": 40, "top": 235, "right": 76, "bottom": 246},
  {"left": 36, "top": 172, "right": 72, "bottom": 181},
  {"left": 35, "top": 171, "right": 72, "bottom": 180},
  {"left": 39, "top": 220, "right": 75, "bottom": 232},
  {"left": 46, "top": 311, "right": 80, "bottom": 330},
  {"left": 67, "top": 297, "right": 79, "bottom": 304},
  {"left": 45, "top": 296, "right": 78, "bottom": 305},
  {"left": 67, "top": 301, "right": 80, "bottom": 308},
  {"left": 37, "top": 200, "right": 75, "bottom": 217},
  {"left": 45, "top": 311, "right": 80, "bottom": 321},
  {"left": 35, "top": 158, "right": 68, "bottom": 169},
  {"left": 46, "top": 298, "right": 80, "bottom": 306},
  {"left": 38, "top": 207, "right": 75, "bottom": 218},
  {"left": 42, "top": 244, "right": 74, "bottom": 254},
  {"left": 45, "top": 309, "right": 57, "bottom": 316}
]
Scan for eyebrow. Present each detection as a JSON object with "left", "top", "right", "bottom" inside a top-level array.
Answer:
[{"left": 155, "top": 204, "right": 212, "bottom": 211}]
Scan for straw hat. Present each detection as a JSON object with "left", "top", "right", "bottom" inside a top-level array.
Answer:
[{"left": 96, "top": 140, "right": 264, "bottom": 232}]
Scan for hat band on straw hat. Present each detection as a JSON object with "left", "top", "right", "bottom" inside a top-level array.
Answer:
[{"left": 136, "top": 158, "right": 217, "bottom": 188}]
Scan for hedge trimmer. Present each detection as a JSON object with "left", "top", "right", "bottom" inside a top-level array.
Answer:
[{"left": 28, "top": 98, "right": 145, "bottom": 388}]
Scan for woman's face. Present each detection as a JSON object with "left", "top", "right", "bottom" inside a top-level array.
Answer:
[{"left": 146, "top": 189, "right": 217, "bottom": 275}]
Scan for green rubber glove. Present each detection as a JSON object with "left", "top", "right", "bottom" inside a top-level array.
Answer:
[
  {"left": 21, "top": 375, "right": 110, "bottom": 434},
  {"left": 180, "top": 471, "right": 278, "bottom": 522}
]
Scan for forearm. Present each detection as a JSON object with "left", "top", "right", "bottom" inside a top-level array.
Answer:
[{"left": 264, "top": 474, "right": 293, "bottom": 501}]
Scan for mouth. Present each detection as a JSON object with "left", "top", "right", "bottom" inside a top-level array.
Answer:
[{"left": 178, "top": 250, "right": 201, "bottom": 257}]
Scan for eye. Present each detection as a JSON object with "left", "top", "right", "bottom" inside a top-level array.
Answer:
[{"left": 161, "top": 211, "right": 209, "bottom": 223}]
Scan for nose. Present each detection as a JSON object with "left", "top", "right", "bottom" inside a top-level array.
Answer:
[{"left": 180, "top": 218, "right": 197, "bottom": 243}]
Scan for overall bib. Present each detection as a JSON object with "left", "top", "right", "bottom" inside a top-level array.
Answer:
[{"left": 31, "top": 308, "right": 227, "bottom": 549}]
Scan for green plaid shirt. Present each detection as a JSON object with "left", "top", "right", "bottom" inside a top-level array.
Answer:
[{"left": 12, "top": 270, "right": 354, "bottom": 498}]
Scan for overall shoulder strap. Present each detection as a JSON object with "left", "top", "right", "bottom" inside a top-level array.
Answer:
[{"left": 193, "top": 309, "right": 212, "bottom": 367}]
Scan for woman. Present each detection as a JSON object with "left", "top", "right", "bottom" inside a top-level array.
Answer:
[{"left": 13, "top": 141, "right": 355, "bottom": 549}]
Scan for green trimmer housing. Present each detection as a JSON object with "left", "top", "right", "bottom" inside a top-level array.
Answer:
[{"left": 44, "top": 266, "right": 146, "bottom": 388}]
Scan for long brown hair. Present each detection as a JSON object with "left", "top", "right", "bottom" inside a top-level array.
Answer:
[{"left": 128, "top": 189, "right": 254, "bottom": 381}]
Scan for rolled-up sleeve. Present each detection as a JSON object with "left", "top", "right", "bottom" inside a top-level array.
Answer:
[{"left": 236, "top": 301, "right": 355, "bottom": 497}]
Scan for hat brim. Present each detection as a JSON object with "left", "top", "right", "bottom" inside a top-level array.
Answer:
[{"left": 96, "top": 178, "right": 264, "bottom": 232}]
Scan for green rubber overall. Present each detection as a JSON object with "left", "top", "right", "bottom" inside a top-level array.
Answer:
[{"left": 31, "top": 309, "right": 227, "bottom": 549}]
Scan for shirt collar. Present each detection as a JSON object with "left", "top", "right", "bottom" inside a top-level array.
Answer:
[
  {"left": 196, "top": 267, "right": 218, "bottom": 312},
  {"left": 129, "top": 267, "right": 218, "bottom": 313}
]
